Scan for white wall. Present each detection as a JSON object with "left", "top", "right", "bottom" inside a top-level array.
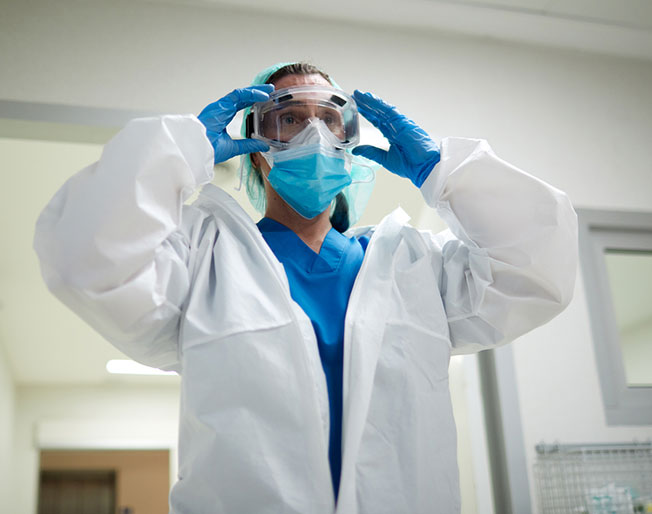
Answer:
[
  {"left": 0, "top": 343, "right": 15, "bottom": 506},
  {"left": 11, "top": 384, "right": 179, "bottom": 514},
  {"left": 3, "top": 0, "right": 652, "bottom": 512}
]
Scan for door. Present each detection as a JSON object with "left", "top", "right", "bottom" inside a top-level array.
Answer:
[{"left": 38, "top": 470, "right": 116, "bottom": 514}]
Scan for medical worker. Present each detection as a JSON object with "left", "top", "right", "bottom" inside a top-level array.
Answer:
[{"left": 34, "top": 62, "right": 578, "bottom": 514}]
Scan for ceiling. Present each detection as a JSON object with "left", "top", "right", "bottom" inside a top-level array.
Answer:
[
  {"left": 142, "top": 0, "right": 652, "bottom": 60},
  {"left": 2, "top": 0, "right": 652, "bottom": 387}
]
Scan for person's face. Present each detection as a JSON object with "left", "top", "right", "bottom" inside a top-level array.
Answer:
[{"left": 251, "top": 73, "right": 333, "bottom": 176}]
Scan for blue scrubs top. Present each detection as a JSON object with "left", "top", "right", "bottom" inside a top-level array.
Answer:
[{"left": 257, "top": 217, "right": 368, "bottom": 498}]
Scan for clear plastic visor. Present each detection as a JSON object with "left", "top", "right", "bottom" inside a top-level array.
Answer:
[{"left": 252, "top": 86, "right": 359, "bottom": 149}]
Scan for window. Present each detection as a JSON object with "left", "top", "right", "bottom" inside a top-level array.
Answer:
[{"left": 578, "top": 209, "right": 652, "bottom": 425}]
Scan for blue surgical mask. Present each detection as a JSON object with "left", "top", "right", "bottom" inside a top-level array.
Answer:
[
  {"left": 264, "top": 144, "right": 353, "bottom": 219},
  {"left": 261, "top": 119, "right": 354, "bottom": 219}
]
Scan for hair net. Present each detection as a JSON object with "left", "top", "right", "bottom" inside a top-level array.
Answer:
[{"left": 238, "top": 62, "right": 377, "bottom": 227}]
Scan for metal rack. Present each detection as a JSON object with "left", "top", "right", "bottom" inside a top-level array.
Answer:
[{"left": 534, "top": 442, "right": 652, "bottom": 513}]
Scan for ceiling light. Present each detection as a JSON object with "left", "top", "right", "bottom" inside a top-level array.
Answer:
[{"left": 106, "top": 359, "right": 177, "bottom": 376}]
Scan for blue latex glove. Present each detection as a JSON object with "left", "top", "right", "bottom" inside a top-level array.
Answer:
[
  {"left": 352, "top": 90, "right": 440, "bottom": 188},
  {"left": 198, "top": 85, "right": 274, "bottom": 164}
]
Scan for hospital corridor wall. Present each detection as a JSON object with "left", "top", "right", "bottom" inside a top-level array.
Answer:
[
  {"left": 1, "top": 0, "right": 652, "bottom": 512},
  {"left": 0, "top": 343, "right": 15, "bottom": 506}
]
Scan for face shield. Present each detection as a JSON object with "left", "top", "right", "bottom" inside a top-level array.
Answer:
[{"left": 251, "top": 86, "right": 360, "bottom": 150}]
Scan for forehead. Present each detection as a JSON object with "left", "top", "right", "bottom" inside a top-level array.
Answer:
[{"left": 272, "top": 73, "right": 332, "bottom": 90}]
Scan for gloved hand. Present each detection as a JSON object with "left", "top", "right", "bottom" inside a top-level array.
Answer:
[
  {"left": 352, "top": 90, "right": 440, "bottom": 188},
  {"left": 198, "top": 85, "right": 274, "bottom": 164}
]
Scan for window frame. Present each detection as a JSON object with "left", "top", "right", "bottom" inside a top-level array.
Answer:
[{"left": 577, "top": 208, "right": 652, "bottom": 425}]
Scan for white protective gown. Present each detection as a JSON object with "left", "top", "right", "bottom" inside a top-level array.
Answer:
[{"left": 34, "top": 115, "right": 578, "bottom": 514}]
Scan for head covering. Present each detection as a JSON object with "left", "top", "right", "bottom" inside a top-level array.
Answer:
[{"left": 239, "top": 62, "right": 377, "bottom": 227}]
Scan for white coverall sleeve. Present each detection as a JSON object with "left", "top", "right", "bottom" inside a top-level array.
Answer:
[
  {"left": 33, "top": 115, "right": 214, "bottom": 371},
  {"left": 420, "top": 137, "right": 578, "bottom": 354}
]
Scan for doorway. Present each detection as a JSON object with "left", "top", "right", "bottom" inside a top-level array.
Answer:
[
  {"left": 38, "top": 450, "right": 170, "bottom": 514},
  {"left": 38, "top": 469, "right": 116, "bottom": 514}
]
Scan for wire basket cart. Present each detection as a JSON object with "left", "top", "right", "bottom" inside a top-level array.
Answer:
[{"left": 534, "top": 442, "right": 652, "bottom": 513}]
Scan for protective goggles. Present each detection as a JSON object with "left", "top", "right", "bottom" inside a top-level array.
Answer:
[{"left": 250, "top": 85, "right": 360, "bottom": 149}]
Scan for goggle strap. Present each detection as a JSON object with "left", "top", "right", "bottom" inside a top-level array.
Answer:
[{"left": 235, "top": 155, "right": 247, "bottom": 192}]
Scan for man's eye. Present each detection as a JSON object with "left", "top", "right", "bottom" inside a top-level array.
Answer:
[{"left": 280, "top": 115, "right": 296, "bottom": 125}]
